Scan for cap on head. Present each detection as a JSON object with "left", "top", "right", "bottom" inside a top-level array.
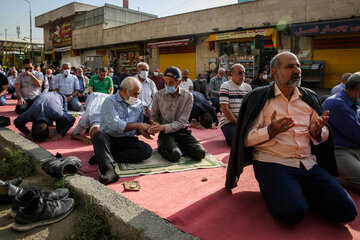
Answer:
[{"left": 164, "top": 67, "right": 182, "bottom": 80}]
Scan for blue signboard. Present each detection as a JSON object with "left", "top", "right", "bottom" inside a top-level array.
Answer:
[{"left": 290, "top": 18, "right": 360, "bottom": 36}]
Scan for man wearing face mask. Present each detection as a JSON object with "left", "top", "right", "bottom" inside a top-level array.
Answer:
[
  {"left": 53, "top": 62, "right": 82, "bottom": 112},
  {"left": 149, "top": 67, "right": 206, "bottom": 163},
  {"left": 251, "top": 69, "right": 270, "bottom": 89},
  {"left": 108, "top": 67, "right": 120, "bottom": 94},
  {"left": 179, "top": 69, "right": 193, "bottom": 91},
  {"left": 322, "top": 72, "right": 360, "bottom": 192},
  {"left": 15, "top": 59, "right": 44, "bottom": 115},
  {"left": 45, "top": 68, "right": 55, "bottom": 91},
  {"left": 92, "top": 77, "right": 153, "bottom": 185},
  {"left": 150, "top": 68, "right": 165, "bottom": 90},
  {"left": 134, "top": 62, "right": 157, "bottom": 118},
  {"left": 75, "top": 67, "right": 89, "bottom": 102},
  {"left": 88, "top": 67, "right": 114, "bottom": 95}
]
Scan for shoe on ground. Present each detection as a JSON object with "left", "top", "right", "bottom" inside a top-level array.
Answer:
[
  {"left": 0, "top": 178, "right": 22, "bottom": 205},
  {"left": 42, "top": 156, "right": 82, "bottom": 178},
  {"left": 10, "top": 188, "right": 69, "bottom": 218},
  {"left": 88, "top": 155, "right": 97, "bottom": 164},
  {"left": 12, "top": 196, "right": 75, "bottom": 232},
  {"left": 99, "top": 168, "right": 119, "bottom": 185}
]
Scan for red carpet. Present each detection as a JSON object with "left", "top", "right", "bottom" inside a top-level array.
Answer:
[{"left": 2, "top": 94, "right": 359, "bottom": 240}]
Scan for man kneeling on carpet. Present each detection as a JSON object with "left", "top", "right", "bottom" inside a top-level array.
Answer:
[
  {"left": 92, "top": 77, "right": 153, "bottom": 185},
  {"left": 148, "top": 67, "right": 206, "bottom": 162},
  {"left": 226, "top": 52, "right": 357, "bottom": 224},
  {"left": 14, "top": 91, "right": 76, "bottom": 142},
  {"left": 71, "top": 92, "right": 109, "bottom": 144}
]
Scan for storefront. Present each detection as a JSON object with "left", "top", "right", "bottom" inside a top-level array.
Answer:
[
  {"left": 147, "top": 38, "right": 196, "bottom": 80},
  {"left": 206, "top": 28, "right": 279, "bottom": 82},
  {"left": 110, "top": 44, "right": 142, "bottom": 75},
  {"left": 290, "top": 18, "right": 360, "bottom": 88}
]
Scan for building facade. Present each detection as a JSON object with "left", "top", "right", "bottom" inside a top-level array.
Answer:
[{"left": 35, "top": 0, "right": 360, "bottom": 87}]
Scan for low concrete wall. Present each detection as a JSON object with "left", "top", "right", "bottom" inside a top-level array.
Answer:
[{"left": 0, "top": 128, "right": 198, "bottom": 240}]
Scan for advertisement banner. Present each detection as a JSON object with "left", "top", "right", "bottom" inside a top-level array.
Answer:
[
  {"left": 52, "top": 22, "right": 72, "bottom": 47},
  {"left": 290, "top": 18, "right": 360, "bottom": 36}
]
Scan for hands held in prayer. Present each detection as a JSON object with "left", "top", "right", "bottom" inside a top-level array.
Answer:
[
  {"left": 267, "top": 111, "right": 295, "bottom": 139},
  {"left": 309, "top": 110, "right": 330, "bottom": 140}
]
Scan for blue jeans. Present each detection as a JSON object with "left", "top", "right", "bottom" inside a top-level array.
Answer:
[
  {"left": 65, "top": 96, "right": 82, "bottom": 112},
  {"left": 0, "top": 94, "right": 6, "bottom": 106},
  {"left": 8, "top": 87, "right": 17, "bottom": 99},
  {"left": 253, "top": 161, "right": 357, "bottom": 224},
  {"left": 211, "top": 97, "right": 220, "bottom": 113},
  {"left": 221, "top": 122, "right": 235, "bottom": 147}
]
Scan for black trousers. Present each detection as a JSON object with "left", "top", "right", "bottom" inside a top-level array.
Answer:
[
  {"left": 15, "top": 98, "right": 36, "bottom": 115},
  {"left": 157, "top": 128, "right": 206, "bottom": 162},
  {"left": 93, "top": 131, "right": 152, "bottom": 173}
]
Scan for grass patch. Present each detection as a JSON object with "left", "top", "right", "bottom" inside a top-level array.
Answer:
[
  {"left": 0, "top": 146, "right": 34, "bottom": 180},
  {"left": 66, "top": 198, "right": 121, "bottom": 240}
]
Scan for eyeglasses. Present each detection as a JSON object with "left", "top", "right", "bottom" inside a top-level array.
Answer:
[{"left": 238, "top": 71, "right": 245, "bottom": 75}]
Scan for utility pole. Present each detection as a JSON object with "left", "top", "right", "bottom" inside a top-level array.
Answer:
[
  {"left": 16, "top": 26, "right": 20, "bottom": 39},
  {"left": 24, "top": 0, "right": 33, "bottom": 61}
]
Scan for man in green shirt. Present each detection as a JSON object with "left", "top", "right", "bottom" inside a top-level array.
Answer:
[{"left": 88, "top": 68, "right": 114, "bottom": 94}]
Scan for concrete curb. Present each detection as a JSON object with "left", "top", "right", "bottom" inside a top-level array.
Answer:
[{"left": 0, "top": 128, "right": 198, "bottom": 240}]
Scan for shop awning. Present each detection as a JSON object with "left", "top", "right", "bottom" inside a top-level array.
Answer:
[
  {"left": 147, "top": 39, "right": 191, "bottom": 48},
  {"left": 206, "top": 28, "right": 278, "bottom": 50},
  {"left": 290, "top": 18, "right": 360, "bottom": 36}
]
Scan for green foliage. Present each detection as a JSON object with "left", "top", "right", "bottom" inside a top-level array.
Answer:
[
  {"left": 66, "top": 198, "right": 121, "bottom": 240},
  {"left": 0, "top": 146, "right": 34, "bottom": 180}
]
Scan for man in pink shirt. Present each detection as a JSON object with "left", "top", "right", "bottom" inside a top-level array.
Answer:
[{"left": 226, "top": 52, "right": 357, "bottom": 224}]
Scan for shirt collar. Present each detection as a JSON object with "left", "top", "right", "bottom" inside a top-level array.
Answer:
[
  {"left": 115, "top": 91, "right": 125, "bottom": 102},
  {"left": 274, "top": 82, "right": 301, "bottom": 101},
  {"left": 136, "top": 74, "right": 149, "bottom": 83},
  {"left": 339, "top": 89, "right": 356, "bottom": 108}
]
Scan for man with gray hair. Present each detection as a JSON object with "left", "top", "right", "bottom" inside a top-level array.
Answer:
[
  {"left": 220, "top": 63, "right": 252, "bottom": 146},
  {"left": 226, "top": 52, "right": 357, "bottom": 224},
  {"left": 92, "top": 77, "right": 153, "bottom": 185},
  {"left": 330, "top": 73, "right": 352, "bottom": 95},
  {"left": 135, "top": 62, "right": 157, "bottom": 118},
  {"left": 208, "top": 68, "right": 227, "bottom": 113},
  {"left": 323, "top": 72, "right": 360, "bottom": 192},
  {"left": 53, "top": 62, "right": 82, "bottom": 111}
]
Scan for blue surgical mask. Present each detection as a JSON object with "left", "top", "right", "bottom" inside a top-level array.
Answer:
[{"left": 165, "top": 85, "right": 177, "bottom": 94}]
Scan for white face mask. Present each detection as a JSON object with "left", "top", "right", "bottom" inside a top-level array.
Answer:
[
  {"left": 125, "top": 96, "right": 138, "bottom": 105},
  {"left": 63, "top": 69, "right": 70, "bottom": 76},
  {"left": 139, "top": 70, "right": 148, "bottom": 79},
  {"left": 46, "top": 74, "right": 51, "bottom": 78},
  {"left": 109, "top": 73, "right": 114, "bottom": 77},
  {"left": 22, "top": 69, "right": 25, "bottom": 73},
  {"left": 153, "top": 72, "right": 159, "bottom": 77},
  {"left": 263, "top": 74, "right": 268, "bottom": 80}
]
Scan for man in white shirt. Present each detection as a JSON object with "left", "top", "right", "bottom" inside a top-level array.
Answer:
[
  {"left": 7, "top": 67, "right": 18, "bottom": 99},
  {"left": 179, "top": 69, "right": 193, "bottom": 91},
  {"left": 134, "top": 62, "right": 157, "bottom": 118}
]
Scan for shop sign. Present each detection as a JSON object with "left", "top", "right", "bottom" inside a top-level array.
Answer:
[
  {"left": 52, "top": 22, "right": 72, "bottom": 48},
  {"left": 54, "top": 46, "right": 71, "bottom": 52},
  {"left": 290, "top": 18, "right": 360, "bottom": 36},
  {"left": 214, "top": 28, "right": 273, "bottom": 41},
  {"left": 147, "top": 39, "right": 191, "bottom": 48}
]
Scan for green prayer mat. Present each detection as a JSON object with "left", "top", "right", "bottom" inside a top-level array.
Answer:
[{"left": 115, "top": 149, "right": 225, "bottom": 177}]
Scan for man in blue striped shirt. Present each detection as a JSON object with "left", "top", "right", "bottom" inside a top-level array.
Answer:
[{"left": 92, "top": 77, "right": 153, "bottom": 185}]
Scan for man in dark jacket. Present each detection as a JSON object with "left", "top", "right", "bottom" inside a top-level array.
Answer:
[{"left": 226, "top": 52, "right": 356, "bottom": 224}]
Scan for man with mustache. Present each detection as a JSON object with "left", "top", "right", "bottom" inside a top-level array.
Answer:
[{"left": 226, "top": 52, "right": 357, "bottom": 224}]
